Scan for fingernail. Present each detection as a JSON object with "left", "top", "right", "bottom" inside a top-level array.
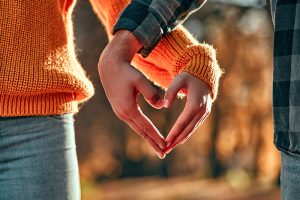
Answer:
[{"left": 164, "top": 99, "right": 169, "bottom": 108}]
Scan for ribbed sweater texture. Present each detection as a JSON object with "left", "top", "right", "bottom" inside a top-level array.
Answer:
[{"left": 0, "top": 0, "right": 222, "bottom": 117}]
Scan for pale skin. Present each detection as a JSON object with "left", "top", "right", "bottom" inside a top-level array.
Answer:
[{"left": 99, "top": 30, "right": 212, "bottom": 159}]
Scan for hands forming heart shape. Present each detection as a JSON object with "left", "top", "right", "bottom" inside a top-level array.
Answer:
[
  {"left": 99, "top": 30, "right": 213, "bottom": 159},
  {"left": 131, "top": 73, "right": 212, "bottom": 159}
]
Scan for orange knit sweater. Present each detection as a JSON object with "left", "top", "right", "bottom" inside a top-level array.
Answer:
[{"left": 0, "top": 0, "right": 222, "bottom": 117}]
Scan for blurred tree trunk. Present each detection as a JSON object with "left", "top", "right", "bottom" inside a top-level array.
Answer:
[{"left": 209, "top": 102, "right": 224, "bottom": 177}]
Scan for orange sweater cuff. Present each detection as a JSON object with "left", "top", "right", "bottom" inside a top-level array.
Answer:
[{"left": 179, "top": 44, "right": 223, "bottom": 101}]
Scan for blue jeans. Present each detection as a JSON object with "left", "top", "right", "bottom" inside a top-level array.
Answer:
[
  {"left": 281, "top": 151, "right": 300, "bottom": 200},
  {"left": 0, "top": 114, "right": 80, "bottom": 200}
]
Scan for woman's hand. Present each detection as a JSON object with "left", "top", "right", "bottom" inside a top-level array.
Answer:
[
  {"left": 98, "top": 30, "right": 166, "bottom": 159},
  {"left": 164, "top": 72, "right": 213, "bottom": 154}
]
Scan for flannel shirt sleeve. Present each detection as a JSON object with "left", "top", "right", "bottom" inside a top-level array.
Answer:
[
  {"left": 113, "top": 0, "right": 206, "bottom": 57},
  {"left": 273, "top": 0, "right": 300, "bottom": 156}
]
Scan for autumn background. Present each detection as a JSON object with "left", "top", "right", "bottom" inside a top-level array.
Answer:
[{"left": 72, "top": 0, "right": 279, "bottom": 199}]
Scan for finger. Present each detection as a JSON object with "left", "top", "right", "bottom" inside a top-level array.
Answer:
[
  {"left": 135, "top": 76, "right": 164, "bottom": 109},
  {"left": 164, "top": 75, "right": 186, "bottom": 108},
  {"left": 131, "top": 106, "right": 166, "bottom": 150},
  {"left": 165, "top": 87, "right": 213, "bottom": 148},
  {"left": 165, "top": 112, "right": 201, "bottom": 154},
  {"left": 165, "top": 108, "right": 208, "bottom": 154},
  {"left": 126, "top": 118, "right": 165, "bottom": 159},
  {"left": 165, "top": 100, "right": 196, "bottom": 147},
  {"left": 178, "top": 110, "right": 210, "bottom": 145}
]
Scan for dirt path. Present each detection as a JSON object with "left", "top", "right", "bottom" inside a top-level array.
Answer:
[{"left": 82, "top": 177, "right": 280, "bottom": 200}]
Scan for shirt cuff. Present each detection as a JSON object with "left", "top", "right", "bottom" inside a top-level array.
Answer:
[{"left": 112, "top": 1, "right": 164, "bottom": 57}]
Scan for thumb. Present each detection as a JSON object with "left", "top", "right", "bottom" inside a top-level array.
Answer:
[
  {"left": 164, "top": 75, "right": 186, "bottom": 108},
  {"left": 135, "top": 76, "right": 164, "bottom": 109}
]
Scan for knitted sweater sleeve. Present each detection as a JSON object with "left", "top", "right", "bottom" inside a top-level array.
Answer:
[{"left": 89, "top": 0, "right": 222, "bottom": 100}]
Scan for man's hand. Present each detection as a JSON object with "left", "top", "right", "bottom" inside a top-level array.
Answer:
[
  {"left": 163, "top": 72, "right": 213, "bottom": 154},
  {"left": 98, "top": 30, "right": 166, "bottom": 159}
]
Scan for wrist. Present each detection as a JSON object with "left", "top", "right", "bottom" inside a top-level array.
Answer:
[{"left": 110, "top": 30, "right": 142, "bottom": 62}]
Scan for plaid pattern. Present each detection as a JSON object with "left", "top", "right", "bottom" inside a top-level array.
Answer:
[
  {"left": 113, "top": 0, "right": 204, "bottom": 57},
  {"left": 273, "top": 0, "right": 300, "bottom": 156}
]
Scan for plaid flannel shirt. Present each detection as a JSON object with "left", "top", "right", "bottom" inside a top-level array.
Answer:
[
  {"left": 113, "top": 0, "right": 205, "bottom": 57},
  {"left": 273, "top": 0, "right": 300, "bottom": 156}
]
